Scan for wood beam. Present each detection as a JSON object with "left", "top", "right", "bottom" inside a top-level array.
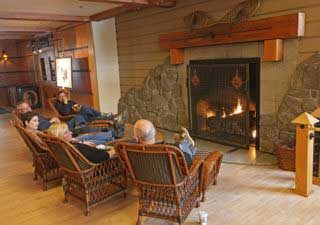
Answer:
[
  {"left": 79, "top": 0, "right": 149, "bottom": 4},
  {"left": 0, "top": 34, "right": 33, "bottom": 40},
  {"left": 0, "top": 27, "right": 52, "bottom": 32},
  {"left": 0, "top": 11, "right": 89, "bottom": 22},
  {"left": 159, "top": 13, "right": 305, "bottom": 50},
  {"left": 79, "top": 0, "right": 175, "bottom": 7},
  {"left": 90, "top": 4, "right": 145, "bottom": 21}
]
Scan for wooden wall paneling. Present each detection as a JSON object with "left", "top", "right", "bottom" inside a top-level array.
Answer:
[{"left": 0, "top": 88, "right": 9, "bottom": 106}]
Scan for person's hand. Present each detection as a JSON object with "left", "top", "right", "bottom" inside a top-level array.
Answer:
[
  {"left": 83, "top": 141, "right": 96, "bottom": 147},
  {"left": 108, "top": 148, "right": 116, "bottom": 157},
  {"left": 50, "top": 117, "right": 61, "bottom": 123}
]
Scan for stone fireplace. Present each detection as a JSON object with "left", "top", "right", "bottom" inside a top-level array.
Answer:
[
  {"left": 119, "top": 40, "right": 301, "bottom": 153},
  {"left": 187, "top": 58, "right": 259, "bottom": 149}
]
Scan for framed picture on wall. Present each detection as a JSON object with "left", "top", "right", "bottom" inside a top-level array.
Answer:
[
  {"left": 56, "top": 57, "right": 72, "bottom": 88},
  {"left": 49, "top": 56, "right": 56, "bottom": 81}
]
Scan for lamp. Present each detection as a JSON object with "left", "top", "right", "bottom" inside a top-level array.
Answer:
[{"left": 2, "top": 51, "right": 8, "bottom": 62}]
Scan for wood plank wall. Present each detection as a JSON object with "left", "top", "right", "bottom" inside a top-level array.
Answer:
[
  {"left": 39, "top": 23, "right": 100, "bottom": 110},
  {"left": 115, "top": 0, "right": 320, "bottom": 96},
  {"left": 0, "top": 40, "right": 35, "bottom": 106}
]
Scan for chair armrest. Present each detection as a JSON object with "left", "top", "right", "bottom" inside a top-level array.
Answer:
[
  {"left": 189, "top": 156, "right": 203, "bottom": 177},
  {"left": 59, "top": 114, "right": 76, "bottom": 121},
  {"left": 89, "top": 120, "right": 114, "bottom": 125},
  {"left": 203, "top": 151, "right": 223, "bottom": 168}
]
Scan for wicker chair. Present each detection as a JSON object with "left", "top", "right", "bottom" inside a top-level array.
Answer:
[
  {"left": 48, "top": 97, "right": 77, "bottom": 121},
  {"left": 38, "top": 132, "right": 128, "bottom": 215},
  {"left": 12, "top": 121, "right": 62, "bottom": 190},
  {"left": 116, "top": 142, "right": 203, "bottom": 225}
]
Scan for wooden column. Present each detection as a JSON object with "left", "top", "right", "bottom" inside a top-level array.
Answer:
[{"left": 292, "top": 112, "right": 319, "bottom": 196}]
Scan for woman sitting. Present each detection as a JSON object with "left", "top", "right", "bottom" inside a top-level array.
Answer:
[
  {"left": 21, "top": 112, "right": 115, "bottom": 146},
  {"left": 47, "top": 122, "right": 115, "bottom": 164}
]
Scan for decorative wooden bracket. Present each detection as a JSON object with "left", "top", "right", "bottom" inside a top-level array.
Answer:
[{"left": 159, "top": 13, "right": 305, "bottom": 64}]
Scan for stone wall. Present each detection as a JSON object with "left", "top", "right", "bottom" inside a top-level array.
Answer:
[
  {"left": 276, "top": 53, "right": 320, "bottom": 142},
  {"left": 118, "top": 58, "right": 188, "bottom": 131}
]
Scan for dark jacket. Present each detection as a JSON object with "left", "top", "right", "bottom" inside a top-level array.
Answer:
[
  {"left": 38, "top": 115, "right": 52, "bottom": 131},
  {"left": 72, "top": 142, "right": 110, "bottom": 164},
  {"left": 55, "top": 100, "right": 76, "bottom": 116}
]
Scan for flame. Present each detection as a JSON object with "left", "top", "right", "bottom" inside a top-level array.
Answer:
[
  {"left": 230, "top": 98, "right": 243, "bottom": 116},
  {"left": 222, "top": 109, "right": 226, "bottom": 118},
  {"left": 206, "top": 110, "right": 216, "bottom": 118},
  {"left": 252, "top": 129, "right": 257, "bottom": 139}
]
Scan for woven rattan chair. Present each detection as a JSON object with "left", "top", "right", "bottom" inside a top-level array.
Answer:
[
  {"left": 38, "top": 132, "right": 128, "bottom": 215},
  {"left": 12, "top": 121, "right": 62, "bottom": 190},
  {"left": 116, "top": 142, "right": 203, "bottom": 225},
  {"left": 48, "top": 97, "right": 77, "bottom": 121}
]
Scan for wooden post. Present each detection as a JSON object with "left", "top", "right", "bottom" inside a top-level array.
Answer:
[
  {"left": 292, "top": 112, "right": 319, "bottom": 196},
  {"left": 263, "top": 39, "right": 283, "bottom": 62}
]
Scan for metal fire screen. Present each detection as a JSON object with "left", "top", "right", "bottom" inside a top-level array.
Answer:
[{"left": 188, "top": 62, "right": 254, "bottom": 148}]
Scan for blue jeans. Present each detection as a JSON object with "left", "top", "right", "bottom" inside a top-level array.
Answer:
[{"left": 75, "top": 131, "right": 114, "bottom": 145}]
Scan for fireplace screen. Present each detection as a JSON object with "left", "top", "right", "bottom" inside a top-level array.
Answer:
[{"left": 188, "top": 61, "right": 257, "bottom": 148}]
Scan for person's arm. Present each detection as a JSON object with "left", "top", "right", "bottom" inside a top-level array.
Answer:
[
  {"left": 55, "top": 100, "right": 75, "bottom": 116},
  {"left": 38, "top": 116, "right": 52, "bottom": 131},
  {"left": 72, "top": 142, "right": 110, "bottom": 164}
]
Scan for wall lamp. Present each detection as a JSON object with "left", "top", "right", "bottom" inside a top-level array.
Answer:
[{"left": 2, "top": 51, "right": 8, "bottom": 62}]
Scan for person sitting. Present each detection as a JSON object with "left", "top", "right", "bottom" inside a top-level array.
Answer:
[
  {"left": 55, "top": 89, "right": 117, "bottom": 122},
  {"left": 133, "top": 119, "right": 197, "bottom": 167},
  {"left": 21, "top": 112, "right": 115, "bottom": 146},
  {"left": 17, "top": 101, "right": 61, "bottom": 131},
  {"left": 47, "top": 122, "right": 115, "bottom": 164}
]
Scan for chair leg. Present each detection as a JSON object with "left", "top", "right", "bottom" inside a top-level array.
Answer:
[
  {"left": 196, "top": 200, "right": 201, "bottom": 208},
  {"left": 213, "top": 178, "right": 217, "bottom": 185},
  {"left": 85, "top": 208, "right": 90, "bottom": 216},
  {"left": 63, "top": 194, "right": 69, "bottom": 204},
  {"left": 136, "top": 215, "right": 142, "bottom": 225},
  {"left": 33, "top": 172, "right": 38, "bottom": 181},
  {"left": 201, "top": 191, "right": 206, "bottom": 202},
  {"left": 42, "top": 181, "right": 48, "bottom": 191}
]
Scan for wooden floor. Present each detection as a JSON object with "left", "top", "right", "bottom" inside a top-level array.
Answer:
[{"left": 2, "top": 113, "right": 320, "bottom": 225}]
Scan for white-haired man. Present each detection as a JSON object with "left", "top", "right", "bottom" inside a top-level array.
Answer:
[{"left": 133, "top": 119, "right": 197, "bottom": 166}]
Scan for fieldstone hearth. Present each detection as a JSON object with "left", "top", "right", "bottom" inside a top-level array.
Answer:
[{"left": 118, "top": 58, "right": 188, "bottom": 131}]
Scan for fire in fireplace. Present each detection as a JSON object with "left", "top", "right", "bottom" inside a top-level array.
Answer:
[{"left": 187, "top": 58, "right": 260, "bottom": 148}]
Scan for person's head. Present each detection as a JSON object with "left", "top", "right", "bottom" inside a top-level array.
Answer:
[
  {"left": 47, "top": 122, "right": 73, "bottom": 142},
  {"left": 133, "top": 119, "right": 156, "bottom": 144},
  {"left": 16, "top": 101, "right": 32, "bottom": 114},
  {"left": 21, "top": 112, "right": 39, "bottom": 130},
  {"left": 56, "top": 89, "right": 68, "bottom": 102}
]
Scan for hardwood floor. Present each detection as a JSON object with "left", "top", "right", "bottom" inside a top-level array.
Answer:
[{"left": 1, "top": 113, "right": 320, "bottom": 225}]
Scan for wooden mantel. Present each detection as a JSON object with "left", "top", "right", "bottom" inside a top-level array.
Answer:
[{"left": 159, "top": 13, "right": 305, "bottom": 64}]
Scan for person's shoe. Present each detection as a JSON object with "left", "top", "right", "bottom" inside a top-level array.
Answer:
[{"left": 180, "top": 127, "right": 194, "bottom": 147}]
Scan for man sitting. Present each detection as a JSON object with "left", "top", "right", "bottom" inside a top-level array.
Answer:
[
  {"left": 55, "top": 89, "right": 117, "bottom": 122},
  {"left": 133, "top": 119, "right": 197, "bottom": 167}
]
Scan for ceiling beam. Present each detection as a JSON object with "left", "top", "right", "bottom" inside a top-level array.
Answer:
[
  {"left": 90, "top": 4, "right": 145, "bottom": 21},
  {"left": 79, "top": 0, "right": 149, "bottom": 4},
  {"left": 0, "top": 11, "right": 89, "bottom": 22},
  {"left": 0, "top": 27, "right": 52, "bottom": 32},
  {"left": 79, "top": 0, "right": 176, "bottom": 7},
  {"left": 90, "top": 0, "right": 175, "bottom": 21},
  {"left": 0, "top": 34, "right": 33, "bottom": 40}
]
